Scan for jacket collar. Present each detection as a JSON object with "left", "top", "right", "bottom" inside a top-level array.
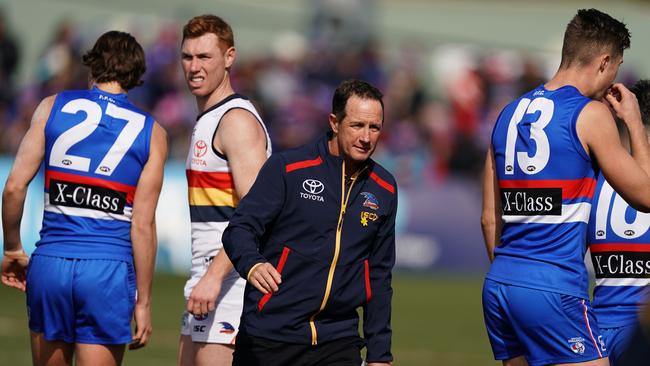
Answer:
[{"left": 316, "top": 131, "right": 374, "bottom": 174}]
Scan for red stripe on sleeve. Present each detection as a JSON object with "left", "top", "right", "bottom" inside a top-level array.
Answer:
[
  {"left": 285, "top": 156, "right": 323, "bottom": 173},
  {"left": 186, "top": 170, "right": 234, "bottom": 189},
  {"left": 369, "top": 171, "right": 395, "bottom": 194},
  {"left": 499, "top": 178, "right": 596, "bottom": 199},
  {"left": 45, "top": 170, "right": 136, "bottom": 204}
]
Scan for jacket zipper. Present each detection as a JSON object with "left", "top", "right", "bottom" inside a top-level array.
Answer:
[{"left": 309, "top": 162, "right": 365, "bottom": 345}]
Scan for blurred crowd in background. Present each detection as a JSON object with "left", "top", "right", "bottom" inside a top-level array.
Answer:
[{"left": 0, "top": 6, "right": 640, "bottom": 189}]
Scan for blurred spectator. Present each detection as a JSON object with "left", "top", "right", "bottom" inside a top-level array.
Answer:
[
  {"left": 0, "top": 9, "right": 18, "bottom": 108},
  {"left": 36, "top": 19, "right": 84, "bottom": 96},
  {"left": 0, "top": 14, "right": 639, "bottom": 188}
]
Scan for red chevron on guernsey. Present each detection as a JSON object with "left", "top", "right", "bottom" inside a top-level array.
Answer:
[
  {"left": 45, "top": 170, "right": 135, "bottom": 204},
  {"left": 187, "top": 170, "right": 234, "bottom": 189},
  {"left": 590, "top": 243, "right": 650, "bottom": 252},
  {"left": 499, "top": 178, "right": 596, "bottom": 199}
]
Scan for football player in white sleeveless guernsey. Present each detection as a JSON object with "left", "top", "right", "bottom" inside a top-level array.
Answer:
[
  {"left": 1, "top": 31, "right": 167, "bottom": 365},
  {"left": 177, "top": 15, "right": 272, "bottom": 366}
]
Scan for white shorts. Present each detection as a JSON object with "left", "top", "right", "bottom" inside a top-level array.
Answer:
[{"left": 180, "top": 255, "right": 245, "bottom": 344}]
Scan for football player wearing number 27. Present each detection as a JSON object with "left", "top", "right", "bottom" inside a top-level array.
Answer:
[
  {"left": 481, "top": 8, "right": 650, "bottom": 366},
  {"left": 1, "top": 31, "right": 167, "bottom": 366}
]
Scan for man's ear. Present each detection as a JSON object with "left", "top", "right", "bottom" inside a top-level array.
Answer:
[
  {"left": 329, "top": 113, "right": 339, "bottom": 134},
  {"left": 599, "top": 54, "right": 611, "bottom": 73},
  {"left": 224, "top": 46, "right": 236, "bottom": 69}
]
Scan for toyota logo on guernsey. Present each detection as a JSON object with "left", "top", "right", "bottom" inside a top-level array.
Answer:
[{"left": 301, "top": 179, "right": 325, "bottom": 202}]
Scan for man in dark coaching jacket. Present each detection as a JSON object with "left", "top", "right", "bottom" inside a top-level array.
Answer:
[{"left": 223, "top": 79, "right": 396, "bottom": 366}]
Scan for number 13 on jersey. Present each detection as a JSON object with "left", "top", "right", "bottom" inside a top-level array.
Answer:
[{"left": 504, "top": 97, "right": 554, "bottom": 175}]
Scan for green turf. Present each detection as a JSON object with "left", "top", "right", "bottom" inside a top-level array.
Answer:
[{"left": 0, "top": 273, "right": 496, "bottom": 366}]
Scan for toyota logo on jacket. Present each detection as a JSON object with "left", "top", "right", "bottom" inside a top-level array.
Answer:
[{"left": 223, "top": 133, "right": 397, "bottom": 363}]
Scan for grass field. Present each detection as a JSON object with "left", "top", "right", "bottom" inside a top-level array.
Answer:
[{"left": 0, "top": 273, "right": 496, "bottom": 366}]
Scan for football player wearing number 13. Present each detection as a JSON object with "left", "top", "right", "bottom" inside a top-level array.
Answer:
[
  {"left": 1, "top": 31, "right": 167, "bottom": 366},
  {"left": 481, "top": 9, "right": 650, "bottom": 366}
]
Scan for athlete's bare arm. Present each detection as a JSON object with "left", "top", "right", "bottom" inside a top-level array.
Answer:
[
  {"left": 129, "top": 122, "right": 167, "bottom": 349},
  {"left": 187, "top": 108, "right": 270, "bottom": 316},
  {"left": 215, "top": 108, "right": 268, "bottom": 197},
  {"left": 577, "top": 83, "right": 650, "bottom": 212},
  {"left": 481, "top": 146, "right": 501, "bottom": 262},
  {"left": 1, "top": 96, "right": 55, "bottom": 292}
]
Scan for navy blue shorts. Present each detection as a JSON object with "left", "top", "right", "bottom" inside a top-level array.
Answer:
[
  {"left": 482, "top": 279, "right": 607, "bottom": 366},
  {"left": 233, "top": 333, "right": 364, "bottom": 366},
  {"left": 601, "top": 324, "right": 635, "bottom": 366},
  {"left": 26, "top": 254, "right": 136, "bottom": 344}
]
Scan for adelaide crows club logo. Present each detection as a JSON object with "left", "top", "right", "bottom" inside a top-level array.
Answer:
[
  {"left": 361, "top": 192, "right": 379, "bottom": 210},
  {"left": 194, "top": 139, "right": 208, "bottom": 158},
  {"left": 218, "top": 322, "right": 236, "bottom": 334}
]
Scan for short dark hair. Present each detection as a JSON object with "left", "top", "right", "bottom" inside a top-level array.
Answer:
[
  {"left": 182, "top": 14, "right": 234, "bottom": 50},
  {"left": 560, "top": 8, "right": 630, "bottom": 68},
  {"left": 331, "top": 79, "right": 384, "bottom": 122},
  {"left": 631, "top": 79, "right": 650, "bottom": 127},
  {"left": 82, "top": 31, "right": 146, "bottom": 90}
]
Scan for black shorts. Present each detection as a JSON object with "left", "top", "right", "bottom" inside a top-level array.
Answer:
[{"left": 233, "top": 333, "right": 364, "bottom": 366}]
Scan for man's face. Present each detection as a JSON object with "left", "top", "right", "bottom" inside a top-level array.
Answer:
[
  {"left": 330, "top": 95, "right": 383, "bottom": 165},
  {"left": 181, "top": 33, "right": 234, "bottom": 97}
]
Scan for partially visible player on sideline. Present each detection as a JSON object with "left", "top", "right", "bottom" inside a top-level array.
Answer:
[
  {"left": 177, "top": 14, "right": 271, "bottom": 366},
  {"left": 588, "top": 80, "right": 650, "bottom": 366},
  {"left": 1, "top": 31, "right": 167, "bottom": 366},
  {"left": 482, "top": 9, "right": 650, "bottom": 366}
]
